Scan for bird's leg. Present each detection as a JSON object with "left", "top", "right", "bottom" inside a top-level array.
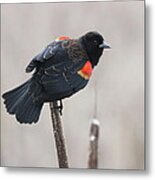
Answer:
[
  {"left": 58, "top": 100, "right": 63, "bottom": 116},
  {"left": 52, "top": 100, "right": 63, "bottom": 116}
]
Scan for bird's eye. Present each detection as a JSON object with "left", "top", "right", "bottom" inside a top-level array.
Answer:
[{"left": 94, "top": 40, "right": 98, "bottom": 44}]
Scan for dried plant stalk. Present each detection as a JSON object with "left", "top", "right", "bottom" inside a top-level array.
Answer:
[
  {"left": 88, "top": 119, "right": 100, "bottom": 169},
  {"left": 49, "top": 101, "right": 69, "bottom": 168}
]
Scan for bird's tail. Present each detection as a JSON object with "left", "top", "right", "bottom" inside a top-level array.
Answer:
[{"left": 2, "top": 80, "right": 43, "bottom": 124}]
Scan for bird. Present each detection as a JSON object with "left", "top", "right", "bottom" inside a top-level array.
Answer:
[{"left": 2, "top": 31, "right": 110, "bottom": 124}]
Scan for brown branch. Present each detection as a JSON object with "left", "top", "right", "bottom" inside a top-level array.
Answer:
[
  {"left": 49, "top": 101, "right": 69, "bottom": 168},
  {"left": 88, "top": 119, "right": 100, "bottom": 169}
]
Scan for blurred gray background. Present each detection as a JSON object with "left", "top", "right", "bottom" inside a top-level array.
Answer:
[{"left": 1, "top": 0, "right": 144, "bottom": 169}]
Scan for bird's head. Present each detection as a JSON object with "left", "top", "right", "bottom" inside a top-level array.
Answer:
[{"left": 80, "top": 31, "right": 110, "bottom": 67}]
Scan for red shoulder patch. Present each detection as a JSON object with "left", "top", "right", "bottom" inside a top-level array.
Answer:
[
  {"left": 78, "top": 61, "right": 93, "bottom": 80},
  {"left": 56, "top": 36, "right": 71, "bottom": 41}
]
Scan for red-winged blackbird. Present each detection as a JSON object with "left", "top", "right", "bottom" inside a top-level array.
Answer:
[{"left": 2, "top": 31, "right": 110, "bottom": 124}]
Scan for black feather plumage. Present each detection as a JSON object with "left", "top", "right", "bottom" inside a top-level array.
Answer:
[{"left": 2, "top": 31, "right": 110, "bottom": 124}]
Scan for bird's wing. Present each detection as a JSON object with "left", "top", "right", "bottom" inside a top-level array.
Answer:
[
  {"left": 61, "top": 39, "right": 89, "bottom": 73},
  {"left": 25, "top": 36, "right": 72, "bottom": 73},
  {"left": 25, "top": 41, "right": 59, "bottom": 73},
  {"left": 42, "top": 40, "right": 89, "bottom": 81}
]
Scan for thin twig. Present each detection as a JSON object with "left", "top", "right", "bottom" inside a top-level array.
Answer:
[
  {"left": 93, "top": 81, "right": 98, "bottom": 118},
  {"left": 88, "top": 119, "right": 100, "bottom": 169},
  {"left": 49, "top": 101, "right": 69, "bottom": 168}
]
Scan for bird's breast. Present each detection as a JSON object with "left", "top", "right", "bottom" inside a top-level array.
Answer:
[{"left": 77, "top": 61, "right": 93, "bottom": 80}]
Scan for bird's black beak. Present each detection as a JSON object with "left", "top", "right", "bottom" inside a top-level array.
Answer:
[{"left": 99, "top": 41, "right": 111, "bottom": 49}]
